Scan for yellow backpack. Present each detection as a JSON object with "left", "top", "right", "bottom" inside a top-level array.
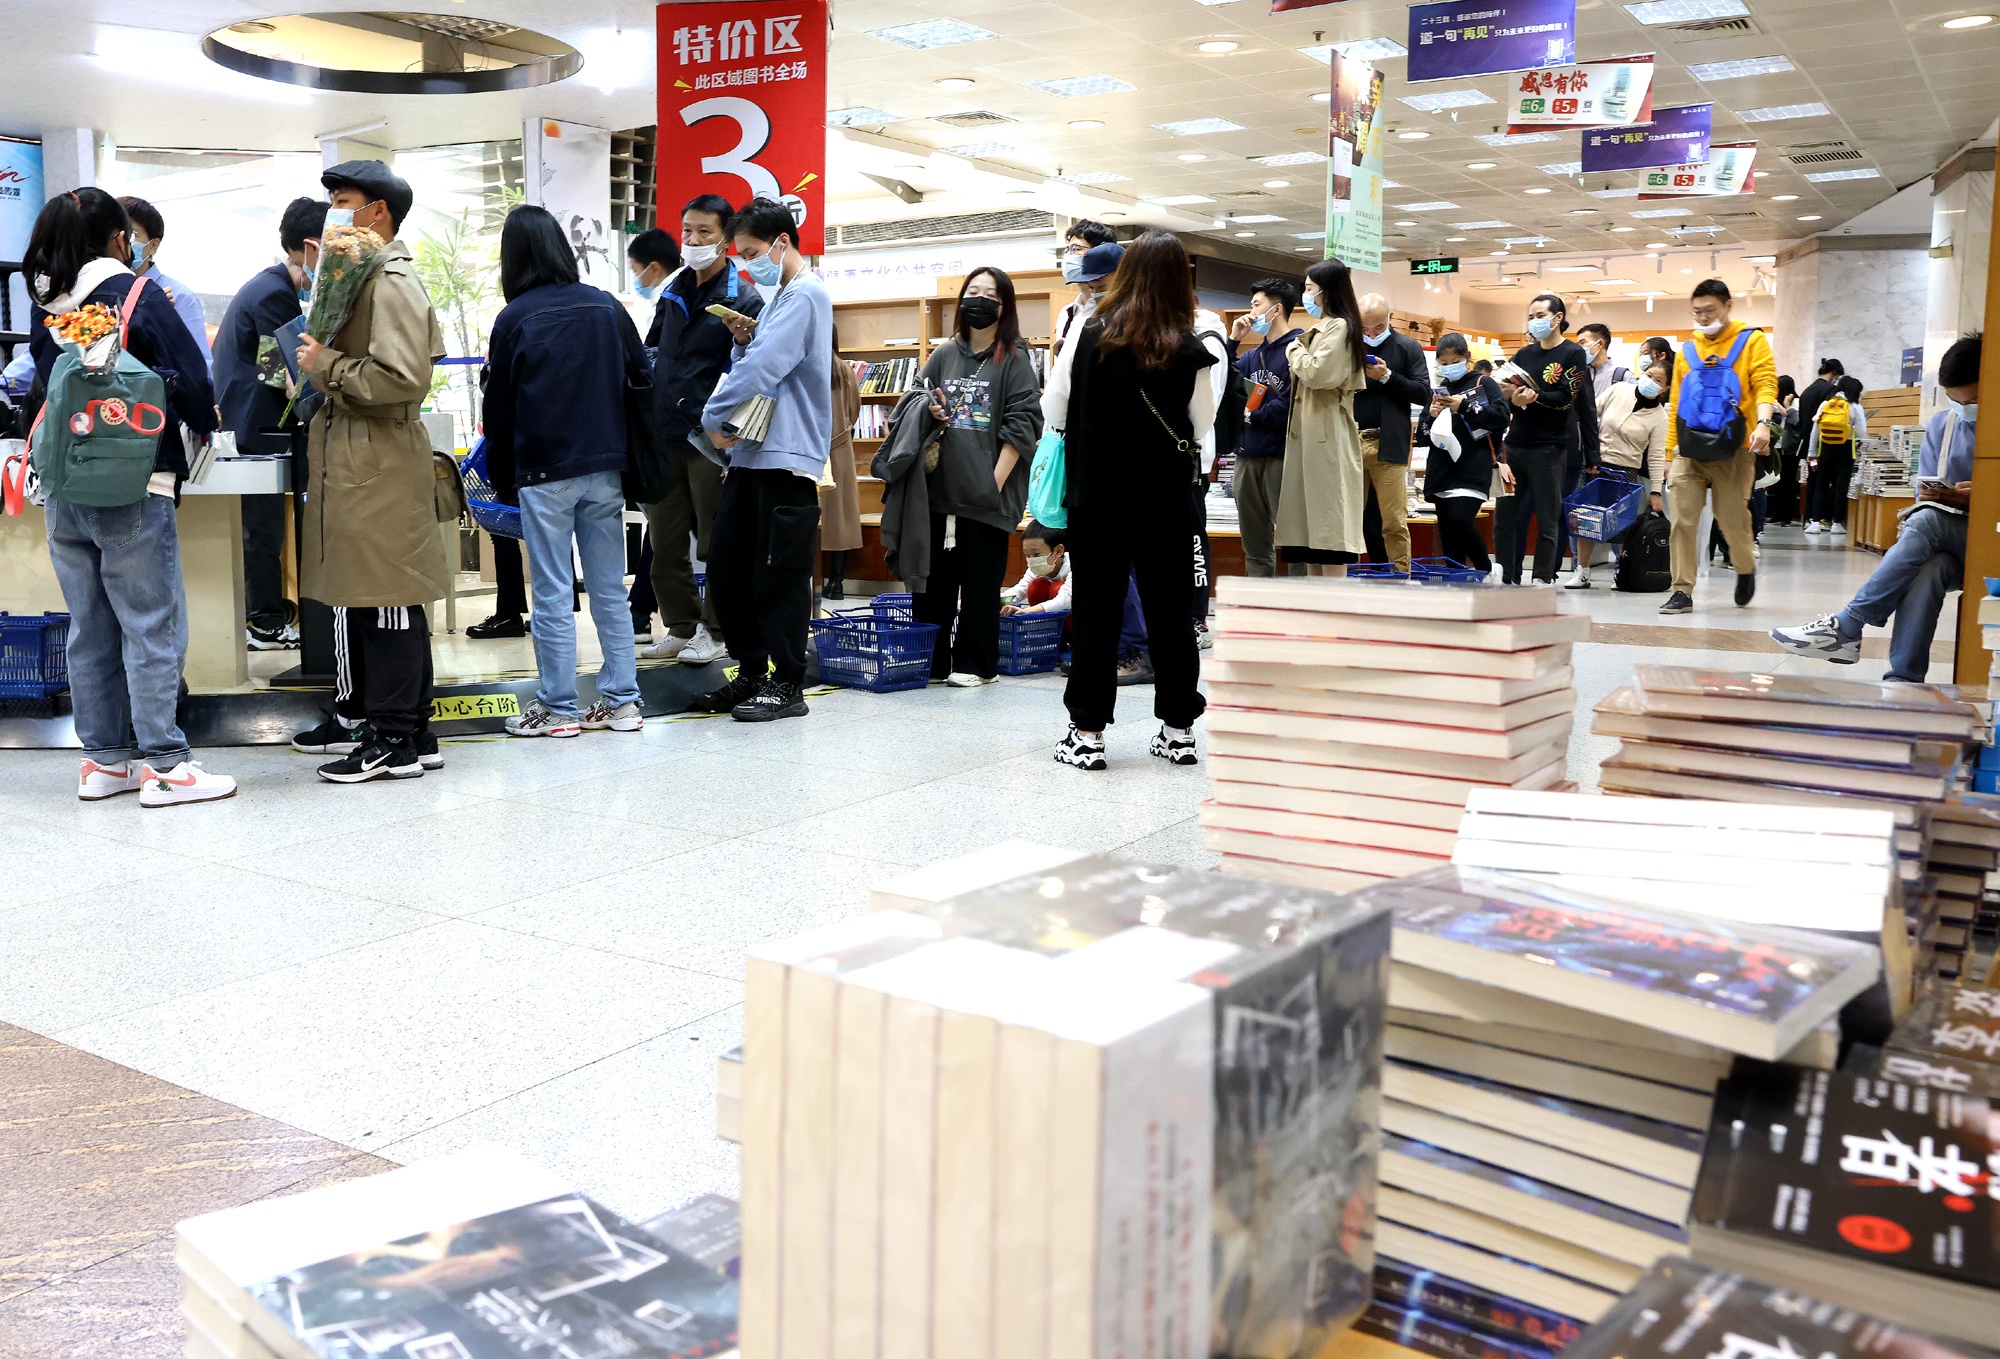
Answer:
[{"left": 1819, "top": 394, "right": 1853, "bottom": 445}]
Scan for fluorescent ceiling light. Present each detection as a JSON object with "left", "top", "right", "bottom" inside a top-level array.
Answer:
[
  {"left": 1292, "top": 230, "right": 1328, "bottom": 239},
  {"left": 1399, "top": 89, "right": 1496, "bottom": 113},
  {"left": 872, "top": 19, "right": 995, "bottom": 48},
  {"left": 1299, "top": 38, "right": 1409, "bottom": 63},
  {"left": 1476, "top": 131, "right": 1561, "bottom": 146},
  {"left": 1798, "top": 214, "right": 1822, "bottom": 220},
  {"left": 1611, "top": 226, "right": 1638, "bottom": 232},
  {"left": 1027, "top": 74, "right": 1136, "bottom": 98},
  {"left": 1539, "top": 162, "right": 1583, "bottom": 176},
  {"left": 1804, "top": 167, "right": 1882, "bottom": 183},
  {"left": 1743, "top": 254, "right": 1776, "bottom": 263},
  {"left": 1156, "top": 117, "right": 1246, "bottom": 135},
  {"left": 947, "top": 143, "right": 1019, "bottom": 158},
  {"left": 1688, "top": 56, "right": 1796, "bottom": 80},
  {"left": 1630, "top": 207, "right": 1693, "bottom": 217},
  {"left": 1231, "top": 214, "right": 1286, "bottom": 223},
  {"left": 1452, "top": 220, "right": 1510, "bottom": 229},
  {"left": 1597, "top": 278, "right": 1638, "bottom": 285},
  {"left": 1145, "top": 194, "right": 1215, "bottom": 205},
  {"left": 1057, "top": 171, "right": 1129, "bottom": 184},
  {"left": 1591, "top": 186, "right": 1642, "bottom": 198},
  {"left": 1253, "top": 151, "right": 1327, "bottom": 166},
  {"left": 1397, "top": 201, "right": 1459, "bottom": 211},
  {"left": 828, "top": 107, "right": 904, "bottom": 127},
  {"left": 1499, "top": 236, "right": 1549, "bottom": 245},
  {"left": 1735, "top": 102, "right": 1829, "bottom": 122},
  {"left": 1523, "top": 187, "right": 1553, "bottom": 194},
  {"left": 1624, "top": 0, "right": 1748, "bottom": 22},
  {"left": 1547, "top": 264, "right": 1599, "bottom": 272}
]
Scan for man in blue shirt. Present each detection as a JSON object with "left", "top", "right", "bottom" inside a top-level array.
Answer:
[
  {"left": 694, "top": 197, "right": 833, "bottom": 723},
  {"left": 118, "top": 196, "right": 213, "bottom": 369},
  {"left": 1772, "top": 335, "right": 1981, "bottom": 680}
]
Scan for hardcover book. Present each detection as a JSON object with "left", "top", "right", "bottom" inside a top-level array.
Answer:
[
  {"left": 1635, "top": 666, "right": 1978, "bottom": 725},
  {"left": 1200, "top": 658, "right": 1575, "bottom": 708},
  {"left": 1373, "top": 1257, "right": 1585, "bottom": 1354},
  {"left": 1216, "top": 606, "right": 1590, "bottom": 653}
]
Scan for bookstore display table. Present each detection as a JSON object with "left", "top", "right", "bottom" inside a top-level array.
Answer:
[{"left": 1848, "top": 491, "right": 1914, "bottom": 553}]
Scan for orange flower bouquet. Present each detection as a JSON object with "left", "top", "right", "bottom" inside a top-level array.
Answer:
[{"left": 43, "top": 303, "right": 123, "bottom": 371}]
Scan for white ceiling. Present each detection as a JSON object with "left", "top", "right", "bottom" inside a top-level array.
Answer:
[{"left": 1, "top": 0, "right": 1994, "bottom": 266}]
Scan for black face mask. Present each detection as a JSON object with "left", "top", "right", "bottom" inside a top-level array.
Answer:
[{"left": 958, "top": 296, "right": 1002, "bottom": 331}]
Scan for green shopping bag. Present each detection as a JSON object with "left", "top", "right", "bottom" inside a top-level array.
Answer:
[{"left": 1026, "top": 427, "right": 1067, "bottom": 529}]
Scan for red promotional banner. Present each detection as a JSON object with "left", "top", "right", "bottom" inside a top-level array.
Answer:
[{"left": 657, "top": 0, "right": 827, "bottom": 253}]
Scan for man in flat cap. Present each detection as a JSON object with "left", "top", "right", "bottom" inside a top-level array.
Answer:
[{"left": 290, "top": 160, "right": 451, "bottom": 783}]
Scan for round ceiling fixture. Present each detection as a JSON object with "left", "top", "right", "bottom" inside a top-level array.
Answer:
[
  {"left": 1311, "top": 91, "right": 1331, "bottom": 102},
  {"left": 1944, "top": 13, "right": 1995, "bottom": 26},
  {"left": 1199, "top": 39, "right": 1241, "bottom": 53},
  {"left": 1646, "top": 243, "right": 1670, "bottom": 250},
  {"left": 1398, "top": 130, "right": 1430, "bottom": 140},
  {"left": 1611, "top": 225, "right": 1637, "bottom": 232},
  {"left": 204, "top": 12, "right": 580, "bottom": 93},
  {"left": 1263, "top": 179, "right": 1291, "bottom": 188},
  {"left": 1446, "top": 236, "right": 1468, "bottom": 242},
  {"left": 1466, "top": 161, "right": 1498, "bottom": 170},
  {"left": 1772, "top": 193, "right": 1800, "bottom": 202},
  {"left": 1179, "top": 152, "right": 1208, "bottom": 162},
  {"left": 1069, "top": 119, "right": 1105, "bottom": 130},
  {"left": 936, "top": 76, "right": 978, "bottom": 90},
  {"left": 1235, "top": 230, "right": 1257, "bottom": 237},
  {"left": 1798, "top": 214, "right": 1823, "bottom": 221},
  {"left": 1523, "top": 186, "right": 1552, "bottom": 194}
]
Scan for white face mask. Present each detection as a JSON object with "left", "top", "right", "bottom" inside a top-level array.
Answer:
[
  {"left": 1526, "top": 315, "right": 1556, "bottom": 341},
  {"left": 1059, "top": 254, "right": 1085, "bottom": 284},
  {"left": 1693, "top": 317, "right": 1724, "bottom": 337},
  {"left": 1951, "top": 399, "right": 1979, "bottom": 424},
  {"left": 1636, "top": 377, "right": 1662, "bottom": 399},
  {"left": 1363, "top": 328, "right": 1390, "bottom": 347},
  {"left": 1026, "top": 554, "right": 1057, "bottom": 578},
  {"left": 683, "top": 242, "right": 721, "bottom": 270}
]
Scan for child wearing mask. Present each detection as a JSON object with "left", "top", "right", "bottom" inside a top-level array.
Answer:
[
  {"left": 1002, "top": 523, "right": 1072, "bottom": 615},
  {"left": 1419, "top": 333, "right": 1507, "bottom": 574}
]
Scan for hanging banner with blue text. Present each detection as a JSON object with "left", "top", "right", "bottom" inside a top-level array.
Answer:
[
  {"left": 1325, "top": 52, "right": 1386, "bottom": 272},
  {"left": 1408, "top": 0, "right": 1576, "bottom": 83},
  {"left": 1505, "top": 56, "right": 1654, "bottom": 133},
  {"left": 1580, "top": 102, "right": 1712, "bottom": 173}
]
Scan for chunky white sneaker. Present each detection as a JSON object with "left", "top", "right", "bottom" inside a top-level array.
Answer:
[
  {"left": 640, "top": 631, "right": 692, "bottom": 660},
  {"left": 78, "top": 758, "right": 144, "bottom": 801},
  {"left": 1561, "top": 566, "right": 1592, "bottom": 590},
  {"left": 677, "top": 625, "right": 727, "bottom": 665},
  {"left": 1054, "top": 724, "right": 1107, "bottom": 771},
  {"left": 1149, "top": 723, "right": 1199, "bottom": 766},
  {"left": 582, "top": 699, "right": 644, "bottom": 732},
  {"left": 506, "top": 701, "right": 582, "bottom": 738},
  {"left": 138, "top": 760, "right": 237, "bottom": 808},
  {"left": 1770, "top": 615, "right": 1861, "bottom": 664},
  {"left": 1829, "top": 522, "right": 1846, "bottom": 535},
  {"left": 945, "top": 671, "right": 997, "bottom": 687},
  {"left": 1804, "top": 521, "right": 1823, "bottom": 535}
]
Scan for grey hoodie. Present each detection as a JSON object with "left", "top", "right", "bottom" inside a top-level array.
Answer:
[{"left": 919, "top": 337, "right": 1044, "bottom": 533}]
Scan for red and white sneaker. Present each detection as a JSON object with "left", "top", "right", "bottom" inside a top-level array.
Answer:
[
  {"left": 138, "top": 760, "right": 238, "bottom": 808},
  {"left": 581, "top": 700, "right": 644, "bottom": 732},
  {"left": 505, "top": 701, "right": 582, "bottom": 738},
  {"left": 78, "top": 758, "right": 144, "bottom": 801}
]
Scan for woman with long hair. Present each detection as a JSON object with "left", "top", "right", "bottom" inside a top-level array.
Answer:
[
  {"left": 1041, "top": 231, "right": 1219, "bottom": 770},
  {"left": 483, "top": 204, "right": 652, "bottom": 738},
  {"left": 1275, "top": 258, "right": 1369, "bottom": 570},
  {"left": 912, "top": 265, "right": 1044, "bottom": 684},
  {"left": 24, "top": 187, "right": 229, "bottom": 807}
]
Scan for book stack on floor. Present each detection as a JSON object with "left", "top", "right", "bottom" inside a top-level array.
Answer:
[
  {"left": 1199, "top": 576, "right": 1586, "bottom": 892},
  {"left": 175, "top": 1145, "right": 740, "bottom": 1359},
  {"left": 1335, "top": 865, "right": 1879, "bottom": 1359},
  {"left": 740, "top": 853, "right": 1391, "bottom": 1359},
  {"left": 1845, "top": 976, "right": 2000, "bottom": 1097},
  {"left": 1919, "top": 797, "right": 2000, "bottom": 981}
]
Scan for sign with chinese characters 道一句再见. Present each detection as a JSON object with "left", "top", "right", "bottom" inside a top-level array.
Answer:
[
  {"left": 1506, "top": 56, "right": 1654, "bottom": 131},
  {"left": 1581, "top": 102, "right": 1712, "bottom": 173},
  {"left": 1407, "top": 0, "right": 1576, "bottom": 83},
  {"left": 656, "top": 1, "right": 828, "bottom": 253}
]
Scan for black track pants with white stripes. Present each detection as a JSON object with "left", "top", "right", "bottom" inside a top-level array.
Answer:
[{"left": 333, "top": 605, "right": 435, "bottom": 740}]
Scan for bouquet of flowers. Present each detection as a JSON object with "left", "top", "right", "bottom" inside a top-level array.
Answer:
[
  {"left": 43, "top": 302, "right": 123, "bottom": 372},
  {"left": 280, "top": 221, "right": 387, "bottom": 420}
]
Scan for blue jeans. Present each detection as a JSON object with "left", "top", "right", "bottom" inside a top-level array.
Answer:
[
  {"left": 44, "top": 495, "right": 191, "bottom": 766},
  {"left": 518, "top": 471, "right": 639, "bottom": 718},
  {"left": 1836, "top": 505, "right": 1965, "bottom": 682}
]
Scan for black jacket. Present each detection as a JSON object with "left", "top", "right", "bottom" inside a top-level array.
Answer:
[
  {"left": 1352, "top": 330, "right": 1431, "bottom": 466},
  {"left": 1062, "top": 322, "right": 1217, "bottom": 518},
  {"left": 873, "top": 387, "right": 941, "bottom": 593},
  {"left": 31, "top": 271, "right": 218, "bottom": 477},
  {"left": 1503, "top": 338, "right": 1600, "bottom": 463},
  {"left": 1418, "top": 373, "right": 1507, "bottom": 499},
  {"left": 1227, "top": 327, "right": 1301, "bottom": 459},
  {"left": 1794, "top": 377, "right": 1838, "bottom": 442},
  {"left": 647, "top": 264, "right": 764, "bottom": 447},
  {"left": 483, "top": 282, "right": 648, "bottom": 494},
  {"left": 214, "top": 263, "right": 302, "bottom": 456}
]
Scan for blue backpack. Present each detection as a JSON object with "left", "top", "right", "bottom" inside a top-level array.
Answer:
[{"left": 1675, "top": 331, "right": 1754, "bottom": 462}]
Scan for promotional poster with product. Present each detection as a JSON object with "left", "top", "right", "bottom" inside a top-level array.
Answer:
[
  {"left": 1581, "top": 103, "right": 1713, "bottom": 173},
  {"left": 1639, "top": 143, "right": 1758, "bottom": 199},
  {"left": 1505, "top": 56, "right": 1654, "bottom": 132},
  {"left": 1326, "top": 52, "right": 1386, "bottom": 272}
]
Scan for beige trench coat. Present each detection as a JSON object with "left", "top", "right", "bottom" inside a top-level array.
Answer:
[
  {"left": 1275, "top": 316, "right": 1367, "bottom": 555},
  {"left": 820, "top": 358, "right": 863, "bottom": 553},
  {"left": 300, "top": 239, "right": 451, "bottom": 609}
]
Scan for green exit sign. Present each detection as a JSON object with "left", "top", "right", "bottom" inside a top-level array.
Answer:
[{"left": 1409, "top": 257, "right": 1459, "bottom": 275}]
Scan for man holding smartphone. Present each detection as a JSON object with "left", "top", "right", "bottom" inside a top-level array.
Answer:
[
  {"left": 1354, "top": 294, "right": 1433, "bottom": 573},
  {"left": 1772, "top": 335, "right": 1982, "bottom": 680}
]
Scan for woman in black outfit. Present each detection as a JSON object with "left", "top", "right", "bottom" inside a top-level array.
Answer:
[
  {"left": 1419, "top": 332, "right": 1506, "bottom": 573},
  {"left": 1500, "top": 293, "right": 1597, "bottom": 584},
  {"left": 1045, "top": 232, "right": 1219, "bottom": 771}
]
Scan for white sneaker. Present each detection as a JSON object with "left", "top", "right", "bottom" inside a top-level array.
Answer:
[
  {"left": 582, "top": 699, "right": 644, "bottom": 732},
  {"left": 1561, "top": 566, "right": 1592, "bottom": 590},
  {"left": 641, "top": 631, "right": 692, "bottom": 660},
  {"left": 1770, "top": 615, "right": 1861, "bottom": 664},
  {"left": 1830, "top": 521, "right": 1846, "bottom": 535},
  {"left": 945, "top": 672, "right": 997, "bottom": 687},
  {"left": 78, "top": 758, "right": 144, "bottom": 801},
  {"left": 1804, "top": 521, "right": 1823, "bottom": 535},
  {"left": 138, "top": 760, "right": 237, "bottom": 808},
  {"left": 677, "top": 625, "right": 727, "bottom": 665},
  {"left": 506, "top": 701, "right": 582, "bottom": 738}
]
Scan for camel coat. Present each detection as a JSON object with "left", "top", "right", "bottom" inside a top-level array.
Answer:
[
  {"left": 821, "top": 358, "right": 863, "bottom": 553},
  {"left": 300, "top": 239, "right": 451, "bottom": 608},
  {"left": 1275, "top": 316, "right": 1368, "bottom": 555}
]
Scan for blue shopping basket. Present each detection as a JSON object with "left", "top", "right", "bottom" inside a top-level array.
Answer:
[
  {"left": 1349, "top": 558, "right": 1489, "bottom": 584},
  {"left": 997, "top": 609, "right": 1069, "bottom": 675},
  {"left": 0, "top": 612, "right": 70, "bottom": 699},
  {"left": 458, "top": 436, "right": 522, "bottom": 539},
  {"left": 808, "top": 613, "right": 940, "bottom": 692},
  {"left": 1564, "top": 475, "right": 1645, "bottom": 543}
]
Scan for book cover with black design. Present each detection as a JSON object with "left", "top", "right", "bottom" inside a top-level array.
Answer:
[
  {"left": 1887, "top": 984, "right": 2000, "bottom": 1071},
  {"left": 245, "top": 1194, "right": 738, "bottom": 1359},
  {"left": 1692, "top": 1061, "right": 2000, "bottom": 1290},
  {"left": 1848, "top": 1043, "right": 2000, "bottom": 1101},
  {"left": 1356, "top": 1298, "right": 1558, "bottom": 1359},
  {"left": 1374, "top": 1258, "right": 1585, "bottom": 1354},
  {"left": 1563, "top": 1256, "right": 1982, "bottom": 1359},
  {"left": 640, "top": 1196, "right": 740, "bottom": 1280}
]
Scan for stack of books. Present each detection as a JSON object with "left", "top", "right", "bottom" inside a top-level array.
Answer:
[
  {"left": 1200, "top": 577, "right": 1586, "bottom": 891},
  {"left": 1920, "top": 798, "right": 2000, "bottom": 981},
  {"left": 1340, "top": 865, "right": 1879, "bottom": 1358},
  {"left": 175, "top": 1145, "right": 740, "bottom": 1359},
  {"left": 738, "top": 854, "right": 1390, "bottom": 1359}
]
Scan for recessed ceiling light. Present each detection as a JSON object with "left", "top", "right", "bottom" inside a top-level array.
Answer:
[
  {"left": 1466, "top": 161, "right": 1499, "bottom": 171},
  {"left": 1735, "top": 102, "right": 1830, "bottom": 123},
  {"left": 1293, "top": 230, "right": 1327, "bottom": 239},
  {"left": 1523, "top": 187, "right": 1553, "bottom": 195},
  {"left": 1199, "top": 39, "right": 1241, "bottom": 53},
  {"left": 1068, "top": 119, "right": 1105, "bottom": 130},
  {"left": 1157, "top": 117, "right": 1246, "bottom": 136},
  {"left": 934, "top": 77, "right": 977, "bottom": 91},
  {"left": 1772, "top": 193, "right": 1799, "bottom": 202},
  {"left": 1611, "top": 226, "right": 1637, "bottom": 232},
  {"left": 1804, "top": 168, "right": 1882, "bottom": 183},
  {"left": 1943, "top": 13, "right": 1994, "bottom": 25},
  {"left": 1397, "top": 201, "right": 1459, "bottom": 211},
  {"left": 1398, "top": 131, "right": 1431, "bottom": 140},
  {"left": 1624, "top": 0, "right": 1748, "bottom": 22},
  {"left": 1798, "top": 214, "right": 1823, "bottom": 221},
  {"left": 1311, "top": 91, "right": 1331, "bottom": 103},
  {"left": 1568, "top": 208, "right": 1596, "bottom": 215},
  {"left": 828, "top": 107, "right": 906, "bottom": 127},
  {"left": 1631, "top": 207, "right": 1693, "bottom": 218},
  {"left": 1591, "top": 186, "right": 1642, "bottom": 199},
  {"left": 1476, "top": 131, "right": 1561, "bottom": 147},
  {"left": 1547, "top": 264, "right": 1598, "bottom": 273},
  {"left": 1453, "top": 220, "right": 1510, "bottom": 229},
  {"left": 1235, "top": 231, "right": 1258, "bottom": 238},
  {"left": 1446, "top": 236, "right": 1468, "bottom": 242},
  {"left": 1539, "top": 162, "right": 1584, "bottom": 177},
  {"left": 1295, "top": 246, "right": 1313, "bottom": 252},
  {"left": 1646, "top": 242, "right": 1670, "bottom": 249},
  {"left": 1400, "top": 89, "right": 1496, "bottom": 113},
  {"left": 1298, "top": 38, "right": 1410, "bottom": 63},
  {"left": 873, "top": 19, "right": 996, "bottom": 49},
  {"left": 1490, "top": 250, "right": 1511, "bottom": 256},
  {"left": 1688, "top": 56, "right": 1796, "bottom": 81},
  {"left": 1179, "top": 153, "right": 1209, "bottom": 162},
  {"left": 1263, "top": 179, "right": 1292, "bottom": 188},
  {"left": 1396, "top": 219, "right": 1418, "bottom": 225},
  {"left": 1680, "top": 267, "right": 1694, "bottom": 273},
  {"left": 1255, "top": 152, "right": 1327, "bottom": 167},
  {"left": 1027, "top": 74, "right": 1136, "bottom": 98}
]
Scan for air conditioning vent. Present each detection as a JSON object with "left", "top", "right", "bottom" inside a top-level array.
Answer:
[
  {"left": 1708, "top": 210, "right": 1762, "bottom": 219},
  {"left": 831, "top": 210, "right": 1054, "bottom": 247},
  {"left": 1784, "top": 140, "right": 1863, "bottom": 165},
  {"left": 1659, "top": 15, "right": 1760, "bottom": 39},
  {"left": 933, "top": 110, "right": 1014, "bottom": 128},
  {"left": 1220, "top": 190, "right": 1278, "bottom": 201}
]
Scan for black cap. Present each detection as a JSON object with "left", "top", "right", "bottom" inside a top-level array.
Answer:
[{"left": 320, "top": 159, "right": 413, "bottom": 230}]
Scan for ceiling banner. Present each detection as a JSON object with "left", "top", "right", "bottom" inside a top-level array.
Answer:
[
  {"left": 657, "top": 0, "right": 828, "bottom": 253},
  {"left": 1325, "top": 52, "right": 1387, "bottom": 273},
  {"left": 1580, "top": 102, "right": 1713, "bottom": 173},
  {"left": 1504, "top": 55, "right": 1654, "bottom": 133},
  {"left": 1270, "top": 0, "right": 1344, "bottom": 9},
  {"left": 1407, "top": 0, "right": 1576, "bottom": 83},
  {"left": 1638, "top": 142, "right": 1758, "bottom": 199}
]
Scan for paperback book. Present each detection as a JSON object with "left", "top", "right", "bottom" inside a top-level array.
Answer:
[
  {"left": 1632, "top": 666, "right": 1978, "bottom": 739},
  {"left": 1356, "top": 1299, "right": 1558, "bottom": 1359},
  {"left": 1885, "top": 982, "right": 2000, "bottom": 1070},
  {"left": 1845, "top": 1042, "right": 2000, "bottom": 1100},
  {"left": 1372, "top": 1257, "right": 1585, "bottom": 1354}
]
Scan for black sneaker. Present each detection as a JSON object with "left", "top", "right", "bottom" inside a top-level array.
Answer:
[
  {"left": 292, "top": 715, "right": 366, "bottom": 754},
  {"left": 317, "top": 736, "right": 423, "bottom": 783},
  {"left": 247, "top": 621, "right": 299, "bottom": 650},
  {"left": 1149, "top": 723, "right": 1198, "bottom": 766},
  {"left": 467, "top": 612, "right": 526, "bottom": 639},
  {"left": 1733, "top": 570, "right": 1756, "bottom": 607},
  {"left": 733, "top": 679, "right": 809, "bottom": 723},
  {"left": 692, "top": 667, "right": 768, "bottom": 714},
  {"left": 1054, "top": 724, "right": 1107, "bottom": 771},
  {"left": 1115, "top": 648, "right": 1155, "bottom": 686},
  {"left": 1658, "top": 591, "right": 1694, "bottom": 615},
  {"left": 415, "top": 729, "right": 444, "bottom": 770}
]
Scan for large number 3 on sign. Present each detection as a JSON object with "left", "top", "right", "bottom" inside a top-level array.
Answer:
[{"left": 680, "top": 96, "right": 810, "bottom": 229}]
